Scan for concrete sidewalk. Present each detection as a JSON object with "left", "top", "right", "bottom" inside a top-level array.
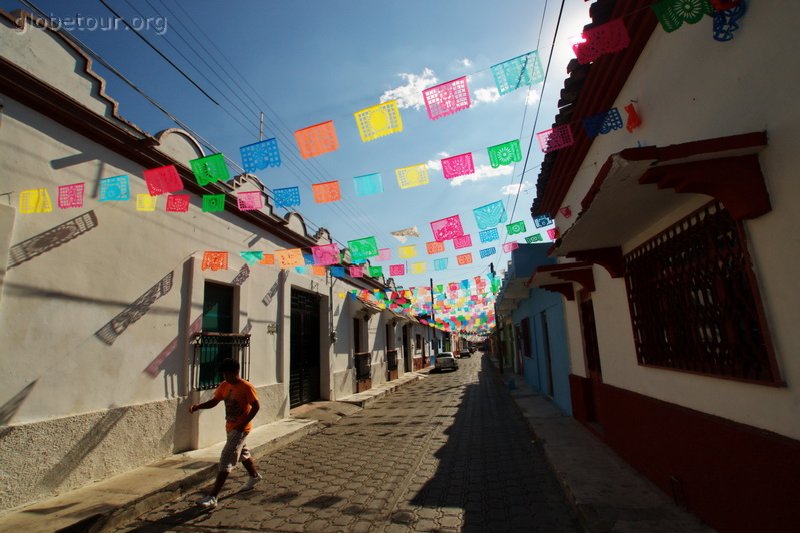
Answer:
[
  {"left": 496, "top": 365, "right": 714, "bottom": 533},
  {"left": 0, "top": 371, "right": 426, "bottom": 533}
]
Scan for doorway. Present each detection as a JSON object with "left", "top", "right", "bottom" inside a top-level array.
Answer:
[{"left": 289, "top": 289, "right": 321, "bottom": 408}]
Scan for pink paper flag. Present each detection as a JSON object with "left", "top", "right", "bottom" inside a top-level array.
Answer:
[
  {"left": 503, "top": 241, "right": 520, "bottom": 252},
  {"left": 312, "top": 243, "right": 339, "bottom": 266},
  {"left": 389, "top": 264, "right": 405, "bottom": 276},
  {"left": 166, "top": 194, "right": 191, "bottom": 212},
  {"left": 423, "top": 76, "right": 471, "bottom": 120},
  {"left": 547, "top": 228, "right": 560, "bottom": 240},
  {"left": 350, "top": 265, "right": 364, "bottom": 278},
  {"left": 570, "top": 18, "right": 630, "bottom": 65},
  {"left": 430, "top": 214, "right": 464, "bottom": 242},
  {"left": 453, "top": 234, "right": 473, "bottom": 250},
  {"left": 560, "top": 206, "right": 572, "bottom": 218},
  {"left": 377, "top": 248, "right": 391, "bottom": 262},
  {"left": 537, "top": 125, "right": 574, "bottom": 153},
  {"left": 143, "top": 165, "right": 182, "bottom": 196},
  {"left": 237, "top": 190, "right": 264, "bottom": 211},
  {"left": 57, "top": 183, "right": 85, "bottom": 209},
  {"left": 441, "top": 152, "right": 475, "bottom": 180}
]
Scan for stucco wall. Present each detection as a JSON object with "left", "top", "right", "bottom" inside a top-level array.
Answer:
[{"left": 556, "top": 6, "right": 800, "bottom": 440}]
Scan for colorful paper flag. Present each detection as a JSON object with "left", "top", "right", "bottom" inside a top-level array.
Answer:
[
  {"left": 143, "top": 165, "right": 182, "bottom": 195},
  {"left": 652, "top": 0, "right": 713, "bottom": 33},
  {"left": 273, "top": 186, "right": 301, "bottom": 208},
  {"left": 624, "top": 103, "right": 642, "bottom": 132},
  {"left": 525, "top": 234, "right": 544, "bottom": 243},
  {"left": 353, "top": 173, "right": 384, "bottom": 196},
  {"left": 411, "top": 262, "right": 427, "bottom": 274},
  {"left": 240, "top": 138, "right": 280, "bottom": 173},
  {"left": 503, "top": 242, "right": 520, "bottom": 252},
  {"left": 491, "top": 50, "right": 544, "bottom": 95},
  {"left": 389, "top": 264, "right": 405, "bottom": 276},
  {"left": 570, "top": 18, "right": 630, "bottom": 65},
  {"left": 560, "top": 206, "right": 572, "bottom": 218},
  {"left": 311, "top": 265, "right": 326, "bottom": 276},
  {"left": 312, "top": 243, "right": 339, "bottom": 266},
  {"left": 487, "top": 140, "right": 522, "bottom": 168},
  {"left": 390, "top": 226, "right": 420, "bottom": 242},
  {"left": 456, "top": 253, "right": 473, "bottom": 265},
  {"left": 537, "top": 125, "right": 574, "bottom": 153},
  {"left": 275, "top": 248, "right": 304, "bottom": 268},
  {"left": 312, "top": 181, "right": 341, "bottom": 204},
  {"left": 376, "top": 248, "right": 391, "bottom": 262},
  {"left": 453, "top": 234, "right": 472, "bottom": 249},
  {"left": 260, "top": 254, "right": 275, "bottom": 265},
  {"left": 19, "top": 188, "right": 53, "bottom": 213},
  {"left": 348, "top": 236, "right": 379, "bottom": 261},
  {"left": 331, "top": 266, "right": 346, "bottom": 277},
  {"left": 295, "top": 120, "right": 339, "bottom": 159},
  {"left": 57, "top": 183, "right": 84, "bottom": 209},
  {"left": 506, "top": 221, "right": 527, "bottom": 235},
  {"left": 166, "top": 194, "right": 190, "bottom": 212},
  {"left": 239, "top": 251, "right": 264, "bottom": 265},
  {"left": 434, "top": 258, "right": 449, "bottom": 271},
  {"left": 136, "top": 193, "right": 158, "bottom": 212},
  {"left": 533, "top": 215, "right": 552, "bottom": 228},
  {"left": 474, "top": 201, "right": 508, "bottom": 230},
  {"left": 203, "top": 194, "right": 226, "bottom": 212},
  {"left": 350, "top": 265, "right": 364, "bottom": 278},
  {"left": 369, "top": 266, "right": 383, "bottom": 278},
  {"left": 479, "top": 247, "right": 496, "bottom": 258},
  {"left": 396, "top": 164, "right": 429, "bottom": 189},
  {"left": 190, "top": 153, "right": 229, "bottom": 186},
  {"left": 236, "top": 191, "right": 264, "bottom": 211},
  {"left": 547, "top": 228, "right": 560, "bottom": 240},
  {"left": 426, "top": 241, "right": 445, "bottom": 255},
  {"left": 99, "top": 175, "right": 130, "bottom": 201},
  {"left": 398, "top": 245, "right": 418, "bottom": 259},
  {"left": 423, "top": 76, "right": 471, "bottom": 120},
  {"left": 712, "top": 1, "right": 748, "bottom": 42},
  {"left": 583, "top": 108, "right": 624, "bottom": 138},
  {"left": 479, "top": 228, "right": 500, "bottom": 243},
  {"left": 201, "top": 251, "right": 228, "bottom": 271},
  {"left": 354, "top": 100, "right": 403, "bottom": 142},
  {"left": 430, "top": 214, "right": 464, "bottom": 241},
  {"left": 440, "top": 152, "right": 475, "bottom": 180}
]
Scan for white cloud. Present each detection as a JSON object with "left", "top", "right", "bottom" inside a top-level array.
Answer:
[
  {"left": 472, "top": 86, "right": 500, "bottom": 105},
  {"left": 448, "top": 164, "right": 513, "bottom": 186},
  {"left": 380, "top": 68, "right": 438, "bottom": 110},
  {"left": 426, "top": 152, "right": 450, "bottom": 173},
  {"left": 459, "top": 58, "right": 473, "bottom": 68},
  {"left": 500, "top": 181, "right": 533, "bottom": 196}
]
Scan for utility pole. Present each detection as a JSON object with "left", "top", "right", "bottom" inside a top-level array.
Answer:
[
  {"left": 430, "top": 277, "right": 437, "bottom": 356},
  {"left": 490, "top": 262, "right": 503, "bottom": 375},
  {"left": 259, "top": 111, "right": 263, "bottom": 141}
]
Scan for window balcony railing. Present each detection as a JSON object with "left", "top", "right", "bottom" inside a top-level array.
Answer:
[{"left": 192, "top": 333, "right": 250, "bottom": 390}]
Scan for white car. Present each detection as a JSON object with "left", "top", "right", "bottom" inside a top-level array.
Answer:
[{"left": 434, "top": 352, "right": 458, "bottom": 372}]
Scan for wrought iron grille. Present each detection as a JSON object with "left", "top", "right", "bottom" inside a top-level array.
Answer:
[
  {"left": 192, "top": 333, "right": 251, "bottom": 390},
  {"left": 624, "top": 201, "right": 778, "bottom": 384},
  {"left": 387, "top": 349, "right": 398, "bottom": 371},
  {"left": 355, "top": 352, "right": 371, "bottom": 381}
]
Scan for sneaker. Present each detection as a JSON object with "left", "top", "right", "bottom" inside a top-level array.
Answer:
[
  {"left": 240, "top": 473, "right": 262, "bottom": 492},
  {"left": 196, "top": 495, "right": 217, "bottom": 509}
]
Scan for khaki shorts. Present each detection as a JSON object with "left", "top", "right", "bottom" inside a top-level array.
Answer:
[{"left": 218, "top": 430, "right": 251, "bottom": 473}]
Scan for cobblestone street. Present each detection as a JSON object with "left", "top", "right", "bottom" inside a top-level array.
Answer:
[{"left": 119, "top": 355, "right": 580, "bottom": 532}]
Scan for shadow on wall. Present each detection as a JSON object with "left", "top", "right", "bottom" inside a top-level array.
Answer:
[
  {"left": 7, "top": 211, "right": 98, "bottom": 269},
  {"left": 0, "top": 379, "right": 37, "bottom": 433}
]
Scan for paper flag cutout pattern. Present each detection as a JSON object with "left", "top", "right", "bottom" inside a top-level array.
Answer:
[
  {"left": 353, "top": 173, "right": 384, "bottom": 196},
  {"left": 547, "top": 228, "right": 560, "bottom": 240},
  {"left": 434, "top": 258, "right": 449, "bottom": 271},
  {"left": 411, "top": 262, "right": 427, "bottom": 274},
  {"left": 99, "top": 175, "right": 130, "bottom": 202},
  {"left": 201, "top": 251, "right": 228, "bottom": 271},
  {"left": 389, "top": 264, "right": 405, "bottom": 276},
  {"left": 491, "top": 51, "right": 544, "bottom": 95},
  {"left": 190, "top": 153, "right": 229, "bottom": 186},
  {"left": 479, "top": 227, "right": 500, "bottom": 243},
  {"left": 58, "top": 183, "right": 84, "bottom": 209},
  {"left": 348, "top": 236, "right": 379, "bottom": 261},
  {"left": 441, "top": 152, "right": 475, "bottom": 180},
  {"left": 624, "top": 103, "right": 642, "bottom": 132},
  {"left": 473, "top": 201, "right": 508, "bottom": 229},
  {"left": 350, "top": 265, "right": 364, "bottom": 278},
  {"left": 713, "top": 0, "right": 747, "bottom": 42},
  {"left": 398, "top": 245, "right": 418, "bottom": 259},
  {"left": 276, "top": 248, "right": 304, "bottom": 269},
  {"left": 426, "top": 241, "right": 445, "bottom": 255},
  {"left": 570, "top": 18, "right": 630, "bottom": 65},
  {"left": 312, "top": 243, "right": 339, "bottom": 266},
  {"left": 331, "top": 266, "right": 345, "bottom": 277},
  {"left": 376, "top": 248, "right": 391, "bottom": 262},
  {"left": 239, "top": 251, "right": 264, "bottom": 265},
  {"left": 369, "top": 266, "right": 383, "bottom": 278},
  {"left": 430, "top": 214, "right": 464, "bottom": 241},
  {"left": 506, "top": 221, "right": 527, "bottom": 235},
  {"left": 355, "top": 100, "right": 403, "bottom": 142},
  {"left": 240, "top": 138, "right": 280, "bottom": 173},
  {"left": 273, "top": 186, "right": 301, "bottom": 208},
  {"left": 236, "top": 191, "right": 264, "bottom": 211},
  {"left": 423, "top": 77, "right": 471, "bottom": 120},
  {"left": 390, "top": 227, "right": 420, "bottom": 243},
  {"left": 20, "top": 188, "right": 52, "bottom": 213},
  {"left": 457, "top": 253, "right": 473, "bottom": 265},
  {"left": 453, "top": 234, "right": 472, "bottom": 249},
  {"left": 537, "top": 125, "right": 574, "bottom": 153},
  {"left": 166, "top": 194, "right": 190, "bottom": 212},
  {"left": 312, "top": 181, "right": 341, "bottom": 204},
  {"left": 560, "top": 206, "right": 572, "bottom": 218},
  {"left": 487, "top": 139, "right": 522, "bottom": 168},
  {"left": 526, "top": 234, "right": 544, "bottom": 243},
  {"left": 396, "top": 164, "right": 429, "bottom": 189},
  {"left": 260, "top": 254, "right": 275, "bottom": 265},
  {"left": 503, "top": 242, "right": 519, "bottom": 252},
  {"left": 652, "top": 0, "right": 713, "bottom": 33},
  {"left": 533, "top": 215, "right": 553, "bottom": 228},
  {"left": 583, "top": 108, "right": 624, "bottom": 138},
  {"left": 202, "top": 194, "right": 226, "bottom": 213},
  {"left": 480, "top": 247, "right": 496, "bottom": 258},
  {"left": 143, "top": 165, "right": 182, "bottom": 196},
  {"left": 295, "top": 120, "right": 339, "bottom": 159},
  {"left": 136, "top": 193, "right": 158, "bottom": 212}
]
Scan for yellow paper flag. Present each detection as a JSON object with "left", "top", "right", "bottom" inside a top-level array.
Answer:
[
  {"left": 395, "top": 164, "right": 429, "bottom": 189},
  {"left": 411, "top": 262, "right": 427, "bottom": 274},
  {"left": 355, "top": 100, "right": 403, "bottom": 142},
  {"left": 20, "top": 188, "right": 53, "bottom": 213},
  {"left": 398, "top": 245, "right": 417, "bottom": 259},
  {"left": 136, "top": 193, "right": 158, "bottom": 212}
]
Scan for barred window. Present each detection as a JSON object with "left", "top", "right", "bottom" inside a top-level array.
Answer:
[{"left": 624, "top": 201, "right": 780, "bottom": 385}]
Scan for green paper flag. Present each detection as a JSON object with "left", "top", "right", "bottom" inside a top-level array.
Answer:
[
  {"left": 348, "top": 236, "right": 379, "bottom": 261},
  {"left": 190, "top": 153, "right": 230, "bottom": 186},
  {"left": 487, "top": 139, "right": 522, "bottom": 168},
  {"left": 202, "top": 194, "right": 226, "bottom": 212},
  {"left": 506, "top": 220, "right": 527, "bottom": 235},
  {"left": 369, "top": 266, "right": 383, "bottom": 278}
]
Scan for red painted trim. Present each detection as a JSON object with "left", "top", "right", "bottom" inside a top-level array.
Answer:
[{"left": 570, "top": 376, "right": 800, "bottom": 532}]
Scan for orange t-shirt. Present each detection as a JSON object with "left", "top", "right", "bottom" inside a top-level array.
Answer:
[{"left": 213, "top": 379, "right": 258, "bottom": 433}]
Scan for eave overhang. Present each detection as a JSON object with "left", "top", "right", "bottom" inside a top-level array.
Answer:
[{"left": 528, "top": 261, "right": 595, "bottom": 301}]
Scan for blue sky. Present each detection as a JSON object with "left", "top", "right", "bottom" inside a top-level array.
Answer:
[{"left": 8, "top": 0, "right": 590, "bottom": 290}]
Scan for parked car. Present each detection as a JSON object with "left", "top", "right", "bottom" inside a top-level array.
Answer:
[
  {"left": 434, "top": 352, "right": 458, "bottom": 372},
  {"left": 459, "top": 349, "right": 471, "bottom": 358}
]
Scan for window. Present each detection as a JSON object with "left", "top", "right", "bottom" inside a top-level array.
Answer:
[
  {"left": 624, "top": 201, "right": 779, "bottom": 384},
  {"left": 353, "top": 318, "right": 363, "bottom": 353},
  {"left": 195, "top": 281, "right": 249, "bottom": 390},
  {"left": 415, "top": 334, "right": 422, "bottom": 353},
  {"left": 520, "top": 317, "right": 532, "bottom": 357}
]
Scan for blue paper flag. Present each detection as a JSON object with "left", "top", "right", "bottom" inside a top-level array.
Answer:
[
  {"left": 473, "top": 200, "right": 508, "bottom": 229},
  {"left": 479, "top": 228, "right": 500, "bottom": 243},
  {"left": 479, "top": 247, "right": 496, "bottom": 258},
  {"left": 434, "top": 258, "right": 449, "bottom": 271},
  {"left": 331, "top": 266, "right": 346, "bottom": 277},
  {"left": 274, "top": 186, "right": 301, "bottom": 208},
  {"left": 240, "top": 138, "right": 281, "bottom": 173},
  {"left": 353, "top": 173, "right": 384, "bottom": 196},
  {"left": 99, "top": 175, "right": 130, "bottom": 202},
  {"left": 533, "top": 215, "right": 552, "bottom": 229}
]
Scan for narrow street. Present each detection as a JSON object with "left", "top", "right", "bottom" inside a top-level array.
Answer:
[{"left": 119, "top": 355, "right": 580, "bottom": 532}]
